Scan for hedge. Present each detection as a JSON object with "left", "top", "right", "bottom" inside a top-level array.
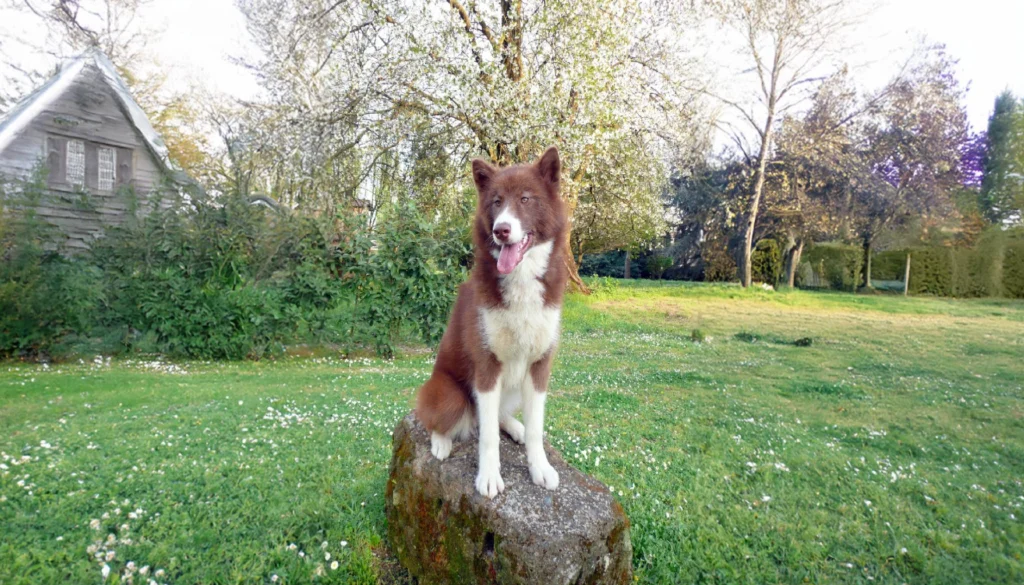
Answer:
[
  {"left": 1004, "top": 233, "right": 1024, "bottom": 298},
  {"left": 751, "top": 238, "right": 783, "bottom": 287},
  {"left": 864, "top": 227, "right": 1024, "bottom": 298}
]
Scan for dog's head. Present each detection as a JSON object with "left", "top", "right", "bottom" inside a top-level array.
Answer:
[{"left": 472, "top": 147, "right": 565, "bottom": 275}]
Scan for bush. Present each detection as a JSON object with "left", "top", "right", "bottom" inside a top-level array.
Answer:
[
  {"left": 643, "top": 254, "right": 673, "bottom": 280},
  {"left": 579, "top": 250, "right": 627, "bottom": 278},
  {"left": 350, "top": 201, "right": 468, "bottom": 358},
  {"left": 701, "top": 235, "right": 737, "bottom": 282},
  {"left": 798, "top": 243, "right": 862, "bottom": 291},
  {"left": 0, "top": 174, "right": 102, "bottom": 358},
  {"left": 1, "top": 169, "right": 472, "bottom": 360},
  {"left": 751, "top": 238, "right": 783, "bottom": 287}
]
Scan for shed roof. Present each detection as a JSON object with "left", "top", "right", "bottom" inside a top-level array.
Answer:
[{"left": 0, "top": 49, "right": 190, "bottom": 186}]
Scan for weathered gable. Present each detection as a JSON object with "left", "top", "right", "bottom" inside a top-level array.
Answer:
[{"left": 0, "top": 51, "right": 185, "bottom": 252}]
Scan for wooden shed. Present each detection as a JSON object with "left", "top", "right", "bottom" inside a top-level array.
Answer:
[{"left": 0, "top": 49, "right": 192, "bottom": 252}]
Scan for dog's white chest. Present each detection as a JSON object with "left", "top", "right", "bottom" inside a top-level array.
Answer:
[{"left": 480, "top": 241, "right": 560, "bottom": 364}]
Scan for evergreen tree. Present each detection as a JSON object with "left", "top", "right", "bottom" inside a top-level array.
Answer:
[{"left": 980, "top": 91, "right": 1024, "bottom": 224}]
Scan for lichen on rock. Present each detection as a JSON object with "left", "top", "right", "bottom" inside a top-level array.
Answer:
[{"left": 385, "top": 413, "right": 632, "bottom": 585}]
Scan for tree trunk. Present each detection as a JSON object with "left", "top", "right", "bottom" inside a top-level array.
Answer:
[
  {"left": 862, "top": 240, "right": 873, "bottom": 289},
  {"left": 623, "top": 253, "right": 631, "bottom": 279},
  {"left": 563, "top": 238, "right": 590, "bottom": 294},
  {"left": 785, "top": 238, "right": 804, "bottom": 288},
  {"left": 741, "top": 114, "right": 776, "bottom": 288},
  {"left": 903, "top": 253, "right": 911, "bottom": 296}
]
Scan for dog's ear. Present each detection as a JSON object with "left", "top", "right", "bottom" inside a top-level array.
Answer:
[
  {"left": 537, "top": 147, "right": 560, "bottom": 186},
  {"left": 472, "top": 159, "right": 496, "bottom": 194}
]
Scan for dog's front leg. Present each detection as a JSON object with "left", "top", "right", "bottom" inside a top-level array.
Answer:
[
  {"left": 525, "top": 355, "right": 559, "bottom": 490},
  {"left": 474, "top": 370, "right": 504, "bottom": 498}
]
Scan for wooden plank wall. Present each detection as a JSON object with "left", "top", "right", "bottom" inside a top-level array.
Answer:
[{"left": 0, "top": 62, "right": 171, "bottom": 253}]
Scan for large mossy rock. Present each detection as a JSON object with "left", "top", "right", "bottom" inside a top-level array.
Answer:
[{"left": 385, "top": 414, "right": 632, "bottom": 585}]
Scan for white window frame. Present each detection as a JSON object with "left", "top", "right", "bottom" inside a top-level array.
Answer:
[
  {"left": 66, "top": 139, "right": 85, "bottom": 186},
  {"left": 98, "top": 146, "right": 117, "bottom": 191}
]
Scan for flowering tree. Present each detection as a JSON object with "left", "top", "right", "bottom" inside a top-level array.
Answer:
[{"left": 238, "top": 0, "right": 711, "bottom": 290}]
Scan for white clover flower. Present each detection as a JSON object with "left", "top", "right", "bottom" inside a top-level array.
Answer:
[
  {"left": 140, "top": 566, "right": 149, "bottom": 575},
  {"left": 340, "top": 541, "right": 348, "bottom": 547},
  {"left": 101, "top": 564, "right": 111, "bottom": 579},
  {"left": 864, "top": 500, "right": 872, "bottom": 507},
  {"left": 325, "top": 552, "right": 331, "bottom": 561},
  {"left": 90, "top": 519, "right": 101, "bottom": 530},
  {"left": 330, "top": 561, "right": 339, "bottom": 570},
  {"left": 761, "top": 495, "right": 771, "bottom": 503}
]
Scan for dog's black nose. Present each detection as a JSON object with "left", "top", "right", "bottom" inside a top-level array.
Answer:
[{"left": 493, "top": 223, "right": 511, "bottom": 242}]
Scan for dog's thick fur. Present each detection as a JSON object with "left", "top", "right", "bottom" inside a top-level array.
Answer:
[{"left": 415, "top": 147, "right": 568, "bottom": 498}]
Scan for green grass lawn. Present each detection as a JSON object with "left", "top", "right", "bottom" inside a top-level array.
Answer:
[{"left": 1, "top": 281, "right": 1022, "bottom": 584}]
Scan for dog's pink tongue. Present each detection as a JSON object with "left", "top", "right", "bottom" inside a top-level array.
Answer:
[{"left": 497, "top": 244, "right": 522, "bottom": 274}]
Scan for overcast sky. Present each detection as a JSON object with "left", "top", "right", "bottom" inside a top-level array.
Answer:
[{"left": 2, "top": 0, "right": 1022, "bottom": 134}]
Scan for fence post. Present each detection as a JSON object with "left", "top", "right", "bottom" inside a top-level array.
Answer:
[{"left": 903, "top": 252, "right": 911, "bottom": 296}]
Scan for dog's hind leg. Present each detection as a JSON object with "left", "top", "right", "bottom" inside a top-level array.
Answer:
[
  {"left": 416, "top": 373, "right": 471, "bottom": 461},
  {"left": 500, "top": 417, "right": 525, "bottom": 444},
  {"left": 499, "top": 378, "right": 525, "bottom": 444}
]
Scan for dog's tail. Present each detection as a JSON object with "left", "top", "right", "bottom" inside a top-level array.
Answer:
[{"left": 416, "top": 373, "right": 473, "bottom": 437}]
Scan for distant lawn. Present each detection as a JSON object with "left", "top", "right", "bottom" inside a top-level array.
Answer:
[{"left": 1, "top": 281, "right": 1022, "bottom": 584}]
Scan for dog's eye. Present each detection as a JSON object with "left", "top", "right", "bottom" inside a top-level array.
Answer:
[
  {"left": 493, "top": 199, "right": 500, "bottom": 206},
  {"left": 521, "top": 196, "right": 529, "bottom": 203}
]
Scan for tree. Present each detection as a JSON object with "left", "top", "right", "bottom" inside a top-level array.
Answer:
[
  {"left": 2, "top": 0, "right": 213, "bottom": 179},
  {"left": 665, "top": 160, "right": 751, "bottom": 281},
  {"left": 16, "top": 0, "right": 151, "bottom": 65},
  {"left": 239, "top": 0, "right": 711, "bottom": 292},
  {"left": 569, "top": 133, "right": 668, "bottom": 267},
  {"left": 766, "top": 70, "right": 861, "bottom": 286},
  {"left": 707, "top": 0, "right": 856, "bottom": 288},
  {"left": 852, "top": 47, "right": 969, "bottom": 286},
  {"left": 980, "top": 91, "right": 1024, "bottom": 224}
]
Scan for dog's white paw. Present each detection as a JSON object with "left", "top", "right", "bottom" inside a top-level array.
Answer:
[
  {"left": 430, "top": 432, "right": 452, "bottom": 461},
  {"left": 475, "top": 465, "right": 505, "bottom": 499},
  {"left": 500, "top": 418, "right": 525, "bottom": 444},
  {"left": 530, "top": 460, "right": 559, "bottom": 490}
]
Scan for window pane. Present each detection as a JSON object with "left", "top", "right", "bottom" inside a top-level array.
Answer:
[
  {"left": 67, "top": 140, "right": 85, "bottom": 186},
  {"left": 98, "top": 147, "right": 116, "bottom": 191}
]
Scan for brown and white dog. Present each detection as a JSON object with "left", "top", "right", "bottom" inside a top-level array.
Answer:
[{"left": 415, "top": 147, "right": 568, "bottom": 499}]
